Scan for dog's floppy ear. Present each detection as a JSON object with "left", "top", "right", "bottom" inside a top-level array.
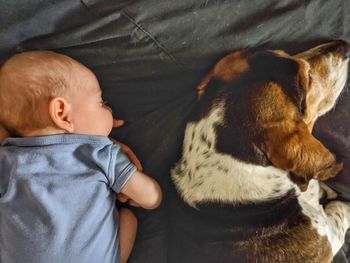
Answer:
[
  {"left": 197, "top": 70, "right": 215, "bottom": 98},
  {"left": 190, "top": 77, "right": 224, "bottom": 121},
  {"left": 197, "top": 49, "right": 250, "bottom": 98},
  {"left": 254, "top": 51, "right": 342, "bottom": 190},
  {"left": 264, "top": 121, "right": 343, "bottom": 191}
]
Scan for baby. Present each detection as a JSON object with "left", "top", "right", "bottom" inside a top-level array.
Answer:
[{"left": 0, "top": 51, "right": 162, "bottom": 263}]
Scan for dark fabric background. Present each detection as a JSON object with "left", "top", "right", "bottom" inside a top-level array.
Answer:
[{"left": 0, "top": 1, "right": 349, "bottom": 262}]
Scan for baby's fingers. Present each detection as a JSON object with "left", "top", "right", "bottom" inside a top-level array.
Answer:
[
  {"left": 117, "top": 193, "right": 129, "bottom": 203},
  {"left": 113, "top": 119, "right": 124, "bottom": 128}
]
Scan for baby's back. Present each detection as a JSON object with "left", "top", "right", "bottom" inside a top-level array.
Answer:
[{"left": 0, "top": 134, "right": 128, "bottom": 263}]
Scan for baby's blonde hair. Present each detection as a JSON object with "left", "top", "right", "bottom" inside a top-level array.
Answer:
[{"left": 0, "top": 51, "right": 78, "bottom": 135}]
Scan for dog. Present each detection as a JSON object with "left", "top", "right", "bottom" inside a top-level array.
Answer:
[{"left": 169, "top": 40, "right": 350, "bottom": 263}]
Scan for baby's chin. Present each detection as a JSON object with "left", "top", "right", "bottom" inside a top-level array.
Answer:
[{"left": 103, "top": 125, "right": 114, "bottom": 137}]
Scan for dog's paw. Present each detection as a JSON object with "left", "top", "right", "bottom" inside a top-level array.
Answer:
[{"left": 319, "top": 182, "right": 338, "bottom": 200}]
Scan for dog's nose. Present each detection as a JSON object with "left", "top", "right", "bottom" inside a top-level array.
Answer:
[{"left": 324, "top": 40, "right": 350, "bottom": 59}]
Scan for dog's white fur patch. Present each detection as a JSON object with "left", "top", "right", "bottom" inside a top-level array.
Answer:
[
  {"left": 298, "top": 180, "right": 350, "bottom": 254},
  {"left": 171, "top": 101, "right": 296, "bottom": 208},
  {"left": 309, "top": 57, "right": 348, "bottom": 118}
]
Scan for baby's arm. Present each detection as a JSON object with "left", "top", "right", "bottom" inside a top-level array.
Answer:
[{"left": 120, "top": 171, "right": 162, "bottom": 210}]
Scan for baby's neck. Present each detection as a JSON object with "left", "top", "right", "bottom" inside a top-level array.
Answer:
[{"left": 19, "top": 127, "right": 66, "bottom": 137}]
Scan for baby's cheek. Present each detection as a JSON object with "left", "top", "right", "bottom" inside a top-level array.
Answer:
[{"left": 106, "top": 111, "right": 114, "bottom": 135}]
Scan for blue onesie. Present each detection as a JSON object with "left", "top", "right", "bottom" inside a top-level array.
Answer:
[{"left": 0, "top": 134, "right": 137, "bottom": 263}]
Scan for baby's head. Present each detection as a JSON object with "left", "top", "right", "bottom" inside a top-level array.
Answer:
[{"left": 0, "top": 51, "right": 113, "bottom": 137}]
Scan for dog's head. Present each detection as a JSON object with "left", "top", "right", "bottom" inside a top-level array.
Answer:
[{"left": 197, "top": 40, "right": 349, "bottom": 191}]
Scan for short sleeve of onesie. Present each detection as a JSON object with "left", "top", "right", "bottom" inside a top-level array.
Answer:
[{"left": 107, "top": 144, "right": 137, "bottom": 193}]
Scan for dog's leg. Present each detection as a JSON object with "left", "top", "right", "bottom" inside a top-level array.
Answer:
[
  {"left": 298, "top": 179, "right": 321, "bottom": 207},
  {"left": 319, "top": 182, "right": 338, "bottom": 200},
  {"left": 323, "top": 201, "right": 350, "bottom": 256},
  {"left": 299, "top": 180, "right": 350, "bottom": 256}
]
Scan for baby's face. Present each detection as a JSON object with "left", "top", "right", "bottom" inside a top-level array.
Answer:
[{"left": 68, "top": 66, "right": 113, "bottom": 136}]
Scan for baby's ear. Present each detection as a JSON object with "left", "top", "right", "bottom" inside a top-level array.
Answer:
[
  {"left": 264, "top": 120, "right": 343, "bottom": 191},
  {"left": 48, "top": 97, "right": 74, "bottom": 133}
]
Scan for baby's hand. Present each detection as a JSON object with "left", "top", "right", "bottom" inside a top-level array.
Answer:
[
  {"left": 113, "top": 118, "right": 124, "bottom": 128},
  {"left": 117, "top": 193, "right": 141, "bottom": 207},
  {"left": 118, "top": 142, "right": 143, "bottom": 172},
  {"left": 110, "top": 118, "right": 143, "bottom": 171}
]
